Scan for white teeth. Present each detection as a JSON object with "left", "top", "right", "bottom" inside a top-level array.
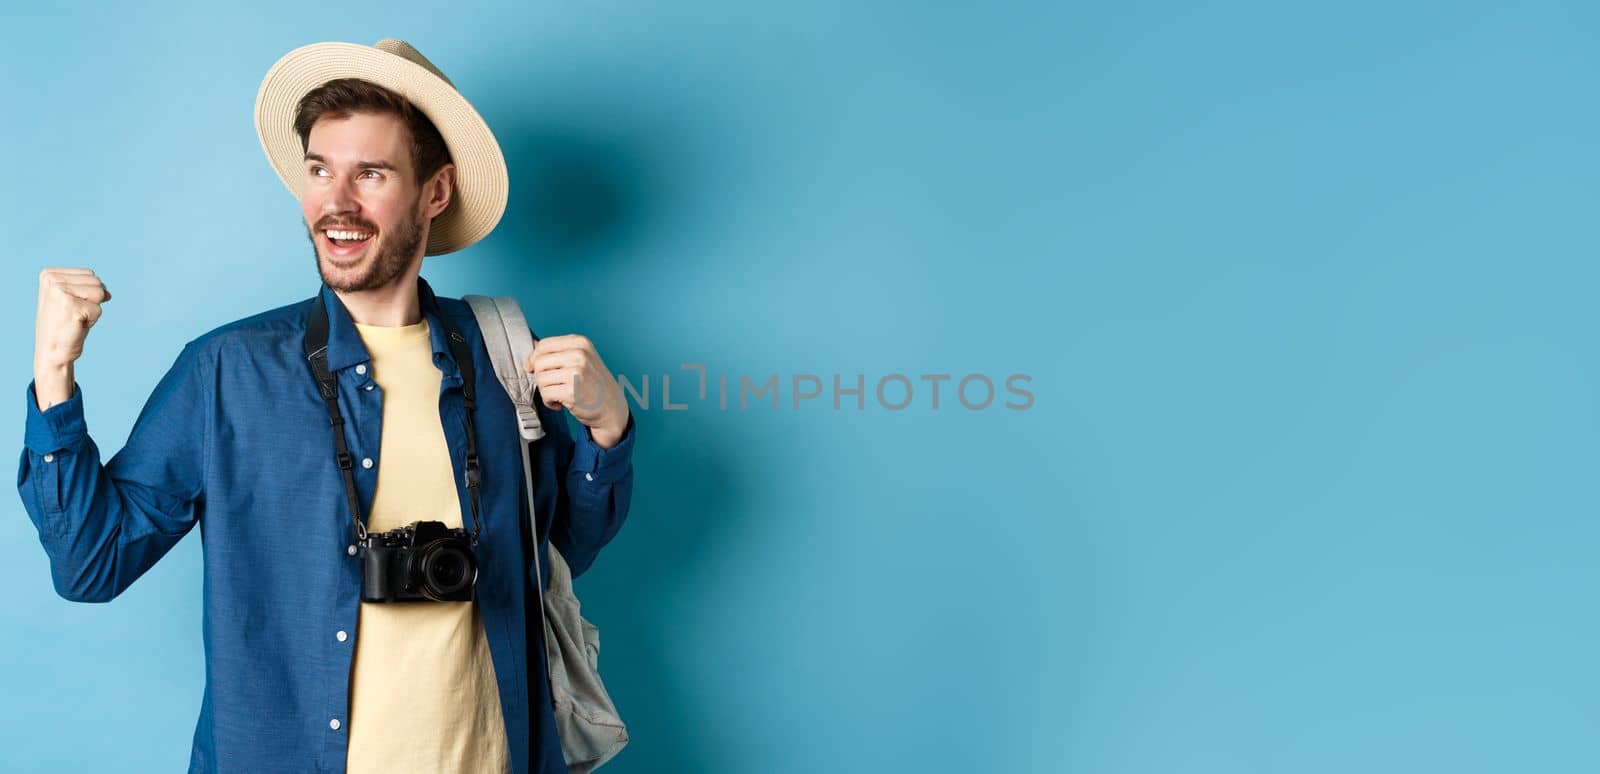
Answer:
[{"left": 326, "top": 229, "right": 372, "bottom": 241}]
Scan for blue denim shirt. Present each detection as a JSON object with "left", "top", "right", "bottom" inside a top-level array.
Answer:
[{"left": 16, "top": 276, "right": 635, "bottom": 773}]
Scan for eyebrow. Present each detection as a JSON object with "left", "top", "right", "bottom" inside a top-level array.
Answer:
[{"left": 303, "top": 153, "right": 398, "bottom": 171}]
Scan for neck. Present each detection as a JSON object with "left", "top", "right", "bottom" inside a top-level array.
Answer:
[{"left": 333, "top": 273, "right": 423, "bottom": 326}]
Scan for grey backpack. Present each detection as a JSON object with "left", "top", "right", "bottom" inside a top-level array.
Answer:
[{"left": 465, "top": 294, "right": 629, "bottom": 772}]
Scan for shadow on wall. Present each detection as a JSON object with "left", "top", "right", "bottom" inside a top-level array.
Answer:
[
  {"left": 489, "top": 121, "right": 743, "bottom": 774},
  {"left": 492, "top": 123, "right": 653, "bottom": 268},
  {"left": 600, "top": 426, "right": 740, "bottom": 774}
]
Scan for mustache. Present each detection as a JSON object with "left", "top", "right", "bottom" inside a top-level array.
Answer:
[{"left": 312, "top": 218, "right": 378, "bottom": 232}]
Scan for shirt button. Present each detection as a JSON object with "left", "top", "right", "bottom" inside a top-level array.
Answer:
[
  {"left": 585, "top": 472, "right": 593, "bottom": 482},
  {"left": 355, "top": 364, "right": 367, "bottom": 375},
  {"left": 361, "top": 457, "right": 374, "bottom": 469},
  {"left": 347, "top": 545, "right": 358, "bottom": 556},
  {"left": 364, "top": 384, "right": 374, "bottom": 391},
  {"left": 336, "top": 630, "right": 348, "bottom": 642},
  {"left": 42, "top": 454, "right": 54, "bottom": 463},
  {"left": 329, "top": 718, "right": 341, "bottom": 731}
]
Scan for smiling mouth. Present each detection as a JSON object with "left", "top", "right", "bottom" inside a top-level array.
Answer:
[{"left": 321, "top": 227, "right": 375, "bottom": 257}]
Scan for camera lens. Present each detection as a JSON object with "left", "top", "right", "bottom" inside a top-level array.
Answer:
[
  {"left": 417, "top": 540, "right": 477, "bottom": 601},
  {"left": 431, "top": 551, "right": 466, "bottom": 587}
]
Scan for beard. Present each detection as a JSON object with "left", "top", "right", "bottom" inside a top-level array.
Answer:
[{"left": 307, "top": 204, "right": 425, "bottom": 293}]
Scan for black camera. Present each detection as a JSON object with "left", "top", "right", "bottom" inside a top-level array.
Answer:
[{"left": 360, "top": 520, "right": 479, "bottom": 603}]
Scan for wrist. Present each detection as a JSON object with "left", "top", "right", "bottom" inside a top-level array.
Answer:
[
  {"left": 34, "top": 351, "right": 70, "bottom": 370},
  {"left": 34, "top": 359, "right": 72, "bottom": 384},
  {"left": 588, "top": 411, "right": 628, "bottom": 450},
  {"left": 34, "top": 344, "right": 76, "bottom": 371},
  {"left": 32, "top": 360, "right": 74, "bottom": 412}
]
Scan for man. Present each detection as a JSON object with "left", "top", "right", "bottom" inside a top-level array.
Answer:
[{"left": 18, "top": 39, "right": 635, "bottom": 774}]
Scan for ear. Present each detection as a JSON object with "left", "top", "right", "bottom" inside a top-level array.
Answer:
[{"left": 422, "top": 163, "right": 455, "bottom": 219}]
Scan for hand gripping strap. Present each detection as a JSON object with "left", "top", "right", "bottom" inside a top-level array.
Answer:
[{"left": 464, "top": 295, "right": 546, "bottom": 441}]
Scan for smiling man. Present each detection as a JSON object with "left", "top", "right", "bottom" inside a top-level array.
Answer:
[
  {"left": 18, "top": 39, "right": 635, "bottom": 774},
  {"left": 304, "top": 113, "right": 434, "bottom": 294}
]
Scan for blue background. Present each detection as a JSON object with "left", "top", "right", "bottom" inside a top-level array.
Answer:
[{"left": 2, "top": 1, "right": 1596, "bottom": 772}]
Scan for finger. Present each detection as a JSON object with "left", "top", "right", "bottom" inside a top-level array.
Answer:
[
  {"left": 539, "top": 382, "right": 573, "bottom": 410},
  {"left": 54, "top": 279, "right": 111, "bottom": 300},
  {"left": 532, "top": 334, "right": 594, "bottom": 355},
  {"left": 530, "top": 349, "right": 586, "bottom": 373},
  {"left": 43, "top": 268, "right": 97, "bottom": 278},
  {"left": 74, "top": 299, "right": 104, "bottom": 326},
  {"left": 537, "top": 369, "right": 605, "bottom": 408},
  {"left": 51, "top": 275, "right": 107, "bottom": 289},
  {"left": 54, "top": 281, "right": 111, "bottom": 303},
  {"left": 532, "top": 367, "right": 577, "bottom": 390},
  {"left": 523, "top": 345, "right": 584, "bottom": 372}
]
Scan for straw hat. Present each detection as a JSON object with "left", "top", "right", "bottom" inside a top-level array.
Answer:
[{"left": 253, "top": 38, "right": 508, "bottom": 256}]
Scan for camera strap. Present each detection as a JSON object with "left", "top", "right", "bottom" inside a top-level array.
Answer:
[{"left": 303, "top": 286, "right": 485, "bottom": 546}]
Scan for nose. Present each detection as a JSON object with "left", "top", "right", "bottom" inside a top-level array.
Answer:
[{"left": 320, "top": 177, "right": 361, "bottom": 220}]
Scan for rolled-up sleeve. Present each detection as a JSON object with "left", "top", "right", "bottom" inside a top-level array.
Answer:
[
  {"left": 24, "top": 381, "right": 88, "bottom": 456},
  {"left": 15, "top": 342, "right": 211, "bottom": 603},
  {"left": 550, "top": 411, "right": 635, "bottom": 580},
  {"left": 570, "top": 412, "right": 636, "bottom": 483}
]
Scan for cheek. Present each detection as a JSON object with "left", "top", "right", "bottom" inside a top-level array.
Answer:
[{"left": 370, "top": 202, "right": 412, "bottom": 233}]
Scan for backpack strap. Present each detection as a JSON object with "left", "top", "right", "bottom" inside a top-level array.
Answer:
[
  {"left": 464, "top": 295, "right": 546, "bottom": 442},
  {"left": 464, "top": 292, "right": 555, "bottom": 688}
]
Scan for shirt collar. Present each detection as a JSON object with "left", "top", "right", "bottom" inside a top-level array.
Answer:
[{"left": 316, "top": 275, "right": 463, "bottom": 384}]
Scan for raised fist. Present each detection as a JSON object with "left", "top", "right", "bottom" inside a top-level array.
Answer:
[{"left": 34, "top": 268, "right": 112, "bottom": 370}]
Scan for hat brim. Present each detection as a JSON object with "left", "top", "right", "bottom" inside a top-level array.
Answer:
[{"left": 253, "top": 42, "right": 508, "bottom": 256}]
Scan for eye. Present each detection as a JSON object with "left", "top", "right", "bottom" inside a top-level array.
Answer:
[
  {"left": 361, "top": 169, "right": 383, "bottom": 179},
  {"left": 309, "top": 166, "right": 328, "bottom": 177}
]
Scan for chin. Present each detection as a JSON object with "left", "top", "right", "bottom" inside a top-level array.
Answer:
[
  {"left": 321, "top": 249, "right": 364, "bottom": 269},
  {"left": 318, "top": 255, "right": 368, "bottom": 288}
]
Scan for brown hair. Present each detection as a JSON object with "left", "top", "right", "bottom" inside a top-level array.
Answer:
[{"left": 292, "top": 78, "right": 452, "bottom": 185}]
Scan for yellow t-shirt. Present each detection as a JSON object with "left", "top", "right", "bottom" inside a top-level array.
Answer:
[{"left": 345, "top": 318, "right": 511, "bottom": 774}]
